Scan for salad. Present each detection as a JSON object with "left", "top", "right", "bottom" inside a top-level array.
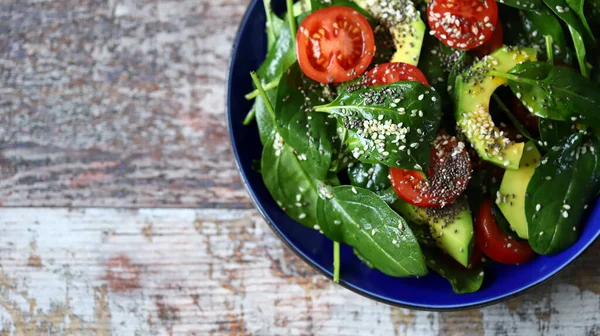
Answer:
[{"left": 242, "top": 0, "right": 600, "bottom": 293}]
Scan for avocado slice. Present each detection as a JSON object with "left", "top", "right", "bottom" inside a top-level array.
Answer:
[
  {"left": 391, "top": 198, "right": 428, "bottom": 225},
  {"left": 391, "top": 197, "right": 474, "bottom": 267},
  {"left": 455, "top": 46, "right": 537, "bottom": 169},
  {"left": 354, "top": 0, "right": 425, "bottom": 65},
  {"left": 496, "top": 141, "right": 541, "bottom": 239}
]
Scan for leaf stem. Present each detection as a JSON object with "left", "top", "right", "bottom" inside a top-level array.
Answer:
[
  {"left": 263, "top": 0, "right": 276, "bottom": 46},
  {"left": 545, "top": 35, "right": 554, "bottom": 64},
  {"left": 286, "top": 0, "right": 297, "bottom": 41},
  {"left": 333, "top": 241, "right": 340, "bottom": 283},
  {"left": 491, "top": 93, "right": 536, "bottom": 142},
  {"left": 245, "top": 79, "right": 280, "bottom": 100},
  {"left": 243, "top": 106, "right": 256, "bottom": 125},
  {"left": 250, "top": 72, "right": 276, "bottom": 123},
  {"left": 488, "top": 70, "right": 540, "bottom": 86}
]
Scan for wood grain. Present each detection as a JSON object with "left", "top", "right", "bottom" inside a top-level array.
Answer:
[
  {"left": 0, "top": 207, "right": 597, "bottom": 336},
  {"left": 0, "top": 0, "right": 251, "bottom": 208},
  {"left": 3, "top": 0, "right": 600, "bottom": 334}
]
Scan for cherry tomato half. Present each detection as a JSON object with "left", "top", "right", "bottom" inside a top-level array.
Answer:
[
  {"left": 427, "top": 0, "right": 498, "bottom": 50},
  {"left": 390, "top": 133, "right": 472, "bottom": 208},
  {"left": 473, "top": 20, "right": 504, "bottom": 58},
  {"left": 296, "top": 6, "right": 375, "bottom": 84},
  {"left": 475, "top": 199, "right": 535, "bottom": 265},
  {"left": 362, "top": 62, "right": 430, "bottom": 87}
]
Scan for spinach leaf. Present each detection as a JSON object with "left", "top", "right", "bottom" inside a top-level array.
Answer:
[
  {"left": 262, "top": 134, "right": 321, "bottom": 229},
  {"left": 315, "top": 82, "right": 442, "bottom": 171},
  {"left": 525, "top": 133, "right": 600, "bottom": 255},
  {"left": 422, "top": 248, "right": 485, "bottom": 294},
  {"left": 418, "top": 34, "right": 465, "bottom": 106},
  {"left": 316, "top": 185, "right": 428, "bottom": 277},
  {"left": 498, "top": 0, "right": 543, "bottom": 11},
  {"left": 565, "top": 0, "right": 595, "bottom": 43},
  {"left": 353, "top": 249, "right": 375, "bottom": 269},
  {"left": 504, "top": 62, "right": 600, "bottom": 126},
  {"left": 275, "top": 63, "right": 337, "bottom": 180},
  {"left": 539, "top": 119, "right": 577, "bottom": 148},
  {"left": 257, "top": 22, "right": 296, "bottom": 84},
  {"left": 403, "top": 220, "right": 484, "bottom": 293},
  {"left": 329, "top": 120, "right": 353, "bottom": 172},
  {"left": 348, "top": 162, "right": 391, "bottom": 195},
  {"left": 379, "top": 187, "right": 399, "bottom": 204},
  {"left": 544, "top": 0, "right": 592, "bottom": 76},
  {"left": 253, "top": 19, "right": 297, "bottom": 143},
  {"left": 447, "top": 51, "right": 473, "bottom": 100},
  {"left": 521, "top": 9, "right": 573, "bottom": 64},
  {"left": 263, "top": 0, "right": 285, "bottom": 51},
  {"left": 255, "top": 94, "right": 277, "bottom": 144}
]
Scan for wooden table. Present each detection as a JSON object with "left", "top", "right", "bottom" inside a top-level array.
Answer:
[{"left": 1, "top": 0, "right": 599, "bottom": 334}]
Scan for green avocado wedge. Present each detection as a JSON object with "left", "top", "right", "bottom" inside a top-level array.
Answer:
[
  {"left": 497, "top": 142, "right": 541, "bottom": 239},
  {"left": 353, "top": 0, "right": 425, "bottom": 65},
  {"left": 391, "top": 197, "right": 474, "bottom": 267},
  {"left": 455, "top": 46, "right": 537, "bottom": 170}
]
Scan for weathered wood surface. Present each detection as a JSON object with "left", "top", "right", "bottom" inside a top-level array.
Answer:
[
  {"left": 0, "top": 208, "right": 598, "bottom": 336},
  {"left": 2, "top": 0, "right": 600, "bottom": 334},
  {"left": 0, "top": 0, "right": 250, "bottom": 208}
]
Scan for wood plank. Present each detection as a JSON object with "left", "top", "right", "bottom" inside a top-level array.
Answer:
[
  {"left": 0, "top": 207, "right": 598, "bottom": 335},
  {"left": 0, "top": 0, "right": 252, "bottom": 208}
]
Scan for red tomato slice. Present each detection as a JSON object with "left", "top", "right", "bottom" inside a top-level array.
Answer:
[
  {"left": 390, "top": 133, "right": 472, "bottom": 208},
  {"left": 475, "top": 199, "right": 535, "bottom": 265},
  {"left": 296, "top": 6, "right": 375, "bottom": 84},
  {"left": 427, "top": 0, "right": 498, "bottom": 50},
  {"left": 362, "top": 62, "right": 430, "bottom": 87},
  {"left": 473, "top": 20, "right": 504, "bottom": 58}
]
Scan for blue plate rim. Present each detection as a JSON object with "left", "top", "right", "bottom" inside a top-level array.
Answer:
[{"left": 225, "top": 0, "right": 600, "bottom": 311}]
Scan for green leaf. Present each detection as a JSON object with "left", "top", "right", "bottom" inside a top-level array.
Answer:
[
  {"left": 418, "top": 34, "right": 464, "bottom": 106},
  {"left": 317, "top": 186, "right": 428, "bottom": 277},
  {"left": 521, "top": 9, "right": 574, "bottom": 64},
  {"left": 329, "top": 120, "right": 354, "bottom": 172},
  {"left": 505, "top": 62, "right": 600, "bottom": 126},
  {"left": 565, "top": 0, "right": 595, "bottom": 44},
  {"left": 544, "top": 0, "right": 592, "bottom": 76},
  {"left": 379, "top": 187, "right": 399, "bottom": 204},
  {"left": 262, "top": 134, "right": 320, "bottom": 229},
  {"left": 262, "top": 0, "right": 284, "bottom": 50},
  {"left": 254, "top": 92, "right": 277, "bottom": 144},
  {"left": 498, "top": 0, "right": 544, "bottom": 11},
  {"left": 257, "top": 23, "right": 296, "bottom": 84},
  {"left": 275, "top": 63, "right": 337, "bottom": 179},
  {"left": 403, "top": 221, "right": 483, "bottom": 293},
  {"left": 315, "top": 82, "right": 442, "bottom": 171},
  {"left": 347, "top": 162, "right": 391, "bottom": 195},
  {"left": 539, "top": 119, "right": 577, "bottom": 148},
  {"left": 422, "top": 248, "right": 485, "bottom": 294},
  {"left": 353, "top": 248, "right": 375, "bottom": 269},
  {"left": 525, "top": 133, "right": 600, "bottom": 254},
  {"left": 251, "top": 19, "right": 298, "bottom": 142},
  {"left": 447, "top": 51, "right": 473, "bottom": 100}
]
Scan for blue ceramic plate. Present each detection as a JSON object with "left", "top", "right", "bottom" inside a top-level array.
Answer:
[{"left": 226, "top": 0, "right": 600, "bottom": 310}]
